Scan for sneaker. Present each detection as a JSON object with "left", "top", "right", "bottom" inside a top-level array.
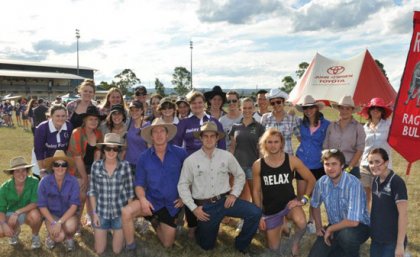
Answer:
[
  {"left": 307, "top": 221, "right": 316, "bottom": 234},
  {"left": 8, "top": 227, "right": 20, "bottom": 245},
  {"left": 45, "top": 236, "right": 55, "bottom": 249},
  {"left": 236, "top": 219, "right": 244, "bottom": 232},
  {"left": 31, "top": 235, "right": 41, "bottom": 249},
  {"left": 64, "top": 238, "right": 75, "bottom": 252}
]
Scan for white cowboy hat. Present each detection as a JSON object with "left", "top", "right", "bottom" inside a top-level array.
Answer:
[
  {"left": 295, "top": 95, "right": 325, "bottom": 112},
  {"left": 140, "top": 118, "right": 177, "bottom": 145},
  {"left": 267, "top": 88, "right": 289, "bottom": 100}
]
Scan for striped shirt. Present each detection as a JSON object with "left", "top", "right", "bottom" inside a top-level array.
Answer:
[
  {"left": 311, "top": 171, "right": 370, "bottom": 225},
  {"left": 88, "top": 159, "right": 134, "bottom": 219},
  {"left": 261, "top": 111, "right": 300, "bottom": 155}
]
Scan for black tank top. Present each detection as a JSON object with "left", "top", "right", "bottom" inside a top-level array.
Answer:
[
  {"left": 83, "top": 144, "right": 95, "bottom": 174},
  {"left": 260, "top": 153, "right": 296, "bottom": 215}
]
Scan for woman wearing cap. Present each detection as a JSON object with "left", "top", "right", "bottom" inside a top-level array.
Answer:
[
  {"left": 176, "top": 96, "right": 191, "bottom": 120},
  {"left": 295, "top": 95, "right": 330, "bottom": 233},
  {"left": 261, "top": 88, "right": 301, "bottom": 155},
  {"left": 146, "top": 94, "right": 163, "bottom": 122},
  {"left": 68, "top": 105, "right": 103, "bottom": 230},
  {"left": 66, "top": 79, "right": 97, "bottom": 129},
  {"left": 100, "top": 104, "right": 128, "bottom": 159},
  {"left": 99, "top": 87, "right": 126, "bottom": 116},
  {"left": 323, "top": 95, "right": 365, "bottom": 178},
  {"left": 34, "top": 104, "right": 73, "bottom": 178},
  {"left": 204, "top": 85, "right": 227, "bottom": 119},
  {"left": 360, "top": 98, "right": 393, "bottom": 210},
  {"left": 38, "top": 150, "right": 80, "bottom": 251},
  {"left": 88, "top": 133, "right": 134, "bottom": 255},
  {"left": 0, "top": 157, "right": 42, "bottom": 249},
  {"left": 125, "top": 100, "right": 150, "bottom": 175},
  {"left": 159, "top": 97, "right": 180, "bottom": 125}
]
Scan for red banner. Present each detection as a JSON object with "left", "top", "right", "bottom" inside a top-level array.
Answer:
[{"left": 388, "top": 11, "right": 420, "bottom": 175}]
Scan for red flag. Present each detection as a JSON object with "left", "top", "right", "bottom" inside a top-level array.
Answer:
[{"left": 388, "top": 11, "right": 420, "bottom": 175}]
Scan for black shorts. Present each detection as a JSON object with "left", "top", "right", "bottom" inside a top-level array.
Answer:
[
  {"left": 145, "top": 208, "right": 179, "bottom": 228},
  {"left": 295, "top": 167, "right": 325, "bottom": 181}
]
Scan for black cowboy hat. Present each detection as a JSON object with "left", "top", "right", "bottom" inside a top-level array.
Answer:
[
  {"left": 80, "top": 105, "right": 104, "bottom": 120},
  {"left": 204, "top": 85, "right": 227, "bottom": 103}
]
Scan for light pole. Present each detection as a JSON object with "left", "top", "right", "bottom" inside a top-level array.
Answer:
[
  {"left": 190, "top": 40, "right": 193, "bottom": 89},
  {"left": 75, "top": 29, "right": 80, "bottom": 76}
]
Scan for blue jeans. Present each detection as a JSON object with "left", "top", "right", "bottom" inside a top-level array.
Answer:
[
  {"left": 370, "top": 241, "right": 399, "bottom": 257},
  {"left": 195, "top": 198, "right": 262, "bottom": 251},
  {"left": 308, "top": 223, "right": 370, "bottom": 257}
]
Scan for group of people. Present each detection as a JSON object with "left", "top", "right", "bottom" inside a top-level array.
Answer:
[{"left": 0, "top": 80, "right": 408, "bottom": 257}]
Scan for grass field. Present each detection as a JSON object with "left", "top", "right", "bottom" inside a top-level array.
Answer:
[{"left": 0, "top": 109, "right": 419, "bottom": 257}]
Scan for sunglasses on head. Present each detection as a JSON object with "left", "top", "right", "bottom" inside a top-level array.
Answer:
[
  {"left": 270, "top": 100, "right": 284, "bottom": 106},
  {"left": 104, "top": 146, "right": 120, "bottom": 152},
  {"left": 135, "top": 91, "right": 147, "bottom": 96},
  {"left": 53, "top": 162, "right": 68, "bottom": 168},
  {"left": 226, "top": 99, "right": 238, "bottom": 104},
  {"left": 302, "top": 105, "right": 316, "bottom": 110},
  {"left": 322, "top": 148, "right": 339, "bottom": 155}
]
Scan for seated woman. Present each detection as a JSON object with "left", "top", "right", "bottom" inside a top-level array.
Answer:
[
  {"left": 38, "top": 150, "right": 80, "bottom": 251},
  {"left": 0, "top": 157, "right": 42, "bottom": 249},
  {"left": 88, "top": 133, "right": 134, "bottom": 255}
]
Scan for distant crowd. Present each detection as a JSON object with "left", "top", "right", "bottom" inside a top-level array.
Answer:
[{"left": 0, "top": 79, "right": 409, "bottom": 257}]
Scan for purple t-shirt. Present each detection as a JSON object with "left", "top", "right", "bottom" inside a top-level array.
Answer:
[
  {"left": 173, "top": 114, "right": 226, "bottom": 156},
  {"left": 34, "top": 120, "right": 73, "bottom": 161},
  {"left": 37, "top": 173, "right": 80, "bottom": 217},
  {"left": 125, "top": 119, "right": 150, "bottom": 165}
]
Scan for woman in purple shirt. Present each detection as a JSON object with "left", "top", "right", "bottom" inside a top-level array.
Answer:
[
  {"left": 38, "top": 150, "right": 80, "bottom": 251},
  {"left": 34, "top": 104, "right": 73, "bottom": 177}
]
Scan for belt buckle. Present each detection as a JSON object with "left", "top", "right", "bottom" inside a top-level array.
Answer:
[{"left": 210, "top": 195, "right": 219, "bottom": 203}]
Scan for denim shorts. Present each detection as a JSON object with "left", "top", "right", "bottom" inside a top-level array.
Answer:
[
  {"left": 6, "top": 212, "right": 26, "bottom": 225},
  {"left": 94, "top": 215, "right": 122, "bottom": 230},
  {"left": 242, "top": 167, "right": 253, "bottom": 180}
]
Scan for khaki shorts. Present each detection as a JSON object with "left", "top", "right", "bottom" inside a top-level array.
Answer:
[{"left": 360, "top": 166, "right": 374, "bottom": 188}]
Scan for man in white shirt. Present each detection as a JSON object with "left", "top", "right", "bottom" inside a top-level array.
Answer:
[{"left": 178, "top": 121, "right": 261, "bottom": 254}]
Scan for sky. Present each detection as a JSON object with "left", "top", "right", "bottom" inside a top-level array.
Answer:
[{"left": 0, "top": 0, "right": 418, "bottom": 90}]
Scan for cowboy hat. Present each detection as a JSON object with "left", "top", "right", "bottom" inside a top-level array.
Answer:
[
  {"left": 360, "top": 97, "right": 393, "bottom": 119},
  {"left": 295, "top": 95, "right": 325, "bottom": 112},
  {"left": 3, "top": 157, "right": 34, "bottom": 175},
  {"left": 140, "top": 118, "right": 177, "bottom": 145},
  {"left": 204, "top": 85, "right": 227, "bottom": 103},
  {"left": 175, "top": 96, "right": 189, "bottom": 105},
  {"left": 331, "top": 95, "right": 361, "bottom": 113},
  {"left": 193, "top": 121, "right": 225, "bottom": 140},
  {"left": 267, "top": 88, "right": 289, "bottom": 100},
  {"left": 97, "top": 133, "right": 126, "bottom": 148},
  {"left": 80, "top": 105, "right": 103, "bottom": 119},
  {"left": 44, "top": 150, "right": 75, "bottom": 171}
]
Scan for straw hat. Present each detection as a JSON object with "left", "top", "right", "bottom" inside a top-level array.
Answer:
[
  {"left": 96, "top": 133, "right": 126, "bottom": 148},
  {"left": 44, "top": 150, "right": 74, "bottom": 171},
  {"left": 295, "top": 95, "right": 325, "bottom": 112},
  {"left": 360, "top": 97, "right": 393, "bottom": 119},
  {"left": 267, "top": 88, "right": 288, "bottom": 100},
  {"left": 331, "top": 95, "right": 361, "bottom": 113},
  {"left": 3, "top": 157, "right": 34, "bottom": 175},
  {"left": 193, "top": 121, "right": 225, "bottom": 140},
  {"left": 140, "top": 118, "right": 177, "bottom": 145}
]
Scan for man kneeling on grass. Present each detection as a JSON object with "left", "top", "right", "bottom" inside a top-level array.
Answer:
[
  {"left": 121, "top": 118, "right": 188, "bottom": 252},
  {"left": 178, "top": 122, "right": 262, "bottom": 254}
]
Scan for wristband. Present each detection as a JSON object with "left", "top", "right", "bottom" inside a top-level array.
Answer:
[
  {"left": 301, "top": 196, "right": 309, "bottom": 205},
  {"left": 303, "top": 194, "right": 310, "bottom": 202},
  {"left": 344, "top": 166, "right": 353, "bottom": 173}
]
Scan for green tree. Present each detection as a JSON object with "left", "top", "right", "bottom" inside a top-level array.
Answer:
[
  {"left": 98, "top": 81, "right": 116, "bottom": 90},
  {"left": 375, "top": 59, "right": 389, "bottom": 81},
  {"left": 281, "top": 76, "right": 296, "bottom": 94},
  {"left": 114, "top": 69, "right": 141, "bottom": 95},
  {"left": 171, "top": 67, "right": 191, "bottom": 96},
  {"left": 296, "top": 62, "right": 309, "bottom": 79},
  {"left": 155, "top": 78, "right": 165, "bottom": 97}
]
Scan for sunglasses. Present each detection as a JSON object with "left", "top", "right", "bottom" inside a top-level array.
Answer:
[
  {"left": 270, "top": 100, "right": 284, "bottom": 106},
  {"left": 135, "top": 92, "right": 147, "bottom": 96},
  {"left": 226, "top": 99, "right": 238, "bottom": 104},
  {"left": 53, "top": 162, "right": 68, "bottom": 168},
  {"left": 302, "top": 105, "right": 316, "bottom": 110},
  {"left": 104, "top": 146, "right": 120, "bottom": 152}
]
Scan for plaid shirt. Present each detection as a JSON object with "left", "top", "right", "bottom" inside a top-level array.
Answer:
[
  {"left": 88, "top": 159, "right": 134, "bottom": 219},
  {"left": 261, "top": 111, "right": 300, "bottom": 155}
]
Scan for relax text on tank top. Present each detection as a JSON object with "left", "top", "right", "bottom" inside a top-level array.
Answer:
[{"left": 260, "top": 153, "right": 296, "bottom": 215}]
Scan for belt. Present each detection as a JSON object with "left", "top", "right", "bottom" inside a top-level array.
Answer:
[{"left": 194, "top": 192, "right": 229, "bottom": 206}]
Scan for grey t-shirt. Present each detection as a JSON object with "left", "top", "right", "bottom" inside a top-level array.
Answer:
[{"left": 219, "top": 114, "right": 243, "bottom": 150}]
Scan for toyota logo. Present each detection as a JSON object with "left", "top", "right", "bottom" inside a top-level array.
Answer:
[{"left": 327, "top": 66, "right": 345, "bottom": 75}]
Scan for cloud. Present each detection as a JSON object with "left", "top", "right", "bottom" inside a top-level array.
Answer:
[
  {"left": 197, "top": 0, "right": 282, "bottom": 24},
  {"left": 291, "top": 0, "right": 392, "bottom": 32},
  {"left": 32, "top": 39, "right": 104, "bottom": 54},
  {"left": 0, "top": 47, "right": 47, "bottom": 61}
]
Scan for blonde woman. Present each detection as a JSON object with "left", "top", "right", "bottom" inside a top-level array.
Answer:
[{"left": 66, "top": 79, "right": 97, "bottom": 129}]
